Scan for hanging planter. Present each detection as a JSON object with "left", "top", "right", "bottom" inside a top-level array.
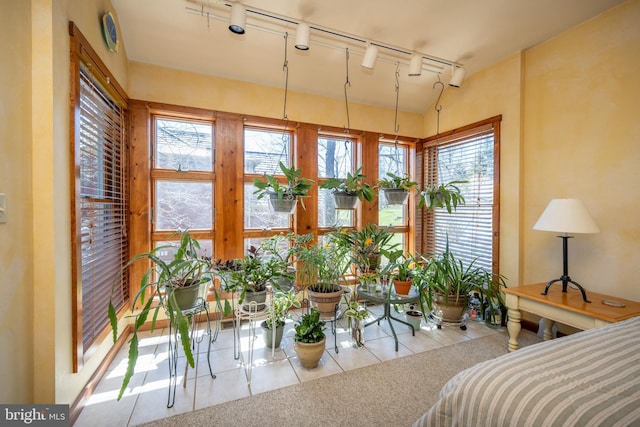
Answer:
[
  {"left": 268, "top": 192, "right": 298, "bottom": 214},
  {"left": 253, "top": 162, "right": 315, "bottom": 215},
  {"left": 382, "top": 188, "right": 410, "bottom": 205},
  {"left": 332, "top": 191, "right": 359, "bottom": 210},
  {"left": 321, "top": 166, "right": 376, "bottom": 210},
  {"left": 377, "top": 173, "right": 418, "bottom": 206}
]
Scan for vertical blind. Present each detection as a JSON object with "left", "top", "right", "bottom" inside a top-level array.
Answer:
[
  {"left": 79, "top": 67, "right": 128, "bottom": 353},
  {"left": 424, "top": 126, "right": 496, "bottom": 271}
]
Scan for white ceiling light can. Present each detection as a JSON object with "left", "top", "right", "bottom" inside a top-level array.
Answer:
[
  {"left": 361, "top": 44, "right": 379, "bottom": 69},
  {"left": 295, "top": 22, "right": 310, "bottom": 50},
  {"left": 408, "top": 53, "right": 422, "bottom": 76},
  {"left": 229, "top": 3, "right": 246, "bottom": 34},
  {"left": 448, "top": 66, "right": 466, "bottom": 87}
]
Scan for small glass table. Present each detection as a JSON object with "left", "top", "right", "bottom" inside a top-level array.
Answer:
[{"left": 356, "top": 284, "right": 420, "bottom": 351}]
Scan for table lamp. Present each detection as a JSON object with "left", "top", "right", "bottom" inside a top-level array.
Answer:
[{"left": 533, "top": 198, "right": 599, "bottom": 303}]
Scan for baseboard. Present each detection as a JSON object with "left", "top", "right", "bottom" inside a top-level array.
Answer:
[{"left": 69, "top": 324, "right": 131, "bottom": 425}]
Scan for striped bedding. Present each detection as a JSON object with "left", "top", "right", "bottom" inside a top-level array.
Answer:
[{"left": 414, "top": 316, "right": 640, "bottom": 427}]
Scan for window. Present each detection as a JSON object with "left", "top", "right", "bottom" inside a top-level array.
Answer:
[
  {"left": 151, "top": 117, "right": 214, "bottom": 251},
  {"left": 317, "top": 136, "right": 355, "bottom": 228},
  {"left": 422, "top": 119, "right": 500, "bottom": 272},
  {"left": 243, "top": 127, "right": 292, "bottom": 250},
  {"left": 378, "top": 142, "right": 410, "bottom": 252},
  {"left": 70, "top": 47, "right": 129, "bottom": 369}
]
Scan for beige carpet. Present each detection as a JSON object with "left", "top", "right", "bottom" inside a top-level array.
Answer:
[{"left": 139, "top": 330, "right": 541, "bottom": 427}]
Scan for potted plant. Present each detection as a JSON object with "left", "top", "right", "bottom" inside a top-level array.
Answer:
[
  {"left": 418, "top": 180, "right": 467, "bottom": 213},
  {"left": 320, "top": 166, "right": 376, "bottom": 209},
  {"left": 343, "top": 294, "right": 369, "bottom": 347},
  {"left": 383, "top": 249, "right": 415, "bottom": 296},
  {"left": 329, "top": 223, "right": 397, "bottom": 273},
  {"left": 295, "top": 240, "right": 350, "bottom": 317},
  {"left": 261, "top": 287, "right": 301, "bottom": 348},
  {"left": 253, "top": 162, "right": 316, "bottom": 213},
  {"left": 107, "top": 229, "right": 213, "bottom": 400},
  {"left": 259, "top": 232, "right": 314, "bottom": 292},
  {"left": 415, "top": 240, "right": 506, "bottom": 324},
  {"left": 227, "top": 245, "right": 288, "bottom": 310},
  {"left": 293, "top": 307, "right": 326, "bottom": 368},
  {"left": 377, "top": 172, "right": 418, "bottom": 205}
]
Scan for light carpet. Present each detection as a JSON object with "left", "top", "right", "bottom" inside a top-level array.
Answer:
[{"left": 139, "top": 330, "right": 541, "bottom": 427}]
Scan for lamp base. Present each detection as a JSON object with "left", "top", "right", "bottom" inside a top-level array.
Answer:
[{"left": 541, "top": 276, "right": 591, "bottom": 303}]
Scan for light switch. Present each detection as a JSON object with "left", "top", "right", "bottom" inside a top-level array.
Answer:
[{"left": 0, "top": 194, "right": 6, "bottom": 223}]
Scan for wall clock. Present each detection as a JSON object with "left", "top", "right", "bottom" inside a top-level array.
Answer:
[{"left": 102, "top": 11, "right": 119, "bottom": 53}]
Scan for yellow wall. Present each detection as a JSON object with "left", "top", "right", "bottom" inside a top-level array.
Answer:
[
  {"left": 429, "top": 0, "right": 640, "bottom": 302},
  {"left": 1, "top": 0, "right": 638, "bottom": 409},
  {"left": 522, "top": 0, "right": 640, "bottom": 301},
  {"left": 0, "top": 0, "right": 34, "bottom": 404},
  {"left": 127, "top": 62, "right": 424, "bottom": 137}
]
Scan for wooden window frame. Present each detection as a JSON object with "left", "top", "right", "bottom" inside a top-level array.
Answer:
[{"left": 69, "top": 23, "right": 129, "bottom": 371}]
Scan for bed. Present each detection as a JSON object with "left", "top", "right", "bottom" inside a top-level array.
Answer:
[{"left": 414, "top": 316, "right": 640, "bottom": 427}]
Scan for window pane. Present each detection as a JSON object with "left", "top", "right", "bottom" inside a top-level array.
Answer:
[
  {"left": 379, "top": 203, "right": 404, "bottom": 227},
  {"left": 379, "top": 144, "right": 408, "bottom": 227},
  {"left": 318, "top": 137, "right": 354, "bottom": 178},
  {"left": 155, "top": 118, "right": 212, "bottom": 171},
  {"left": 244, "top": 183, "right": 290, "bottom": 229},
  {"left": 378, "top": 144, "right": 406, "bottom": 179},
  {"left": 155, "top": 181, "right": 213, "bottom": 230},
  {"left": 244, "top": 128, "right": 290, "bottom": 174},
  {"left": 318, "top": 188, "right": 353, "bottom": 228},
  {"left": 155, "top": 239, "right": 213, "bottom": 263},
  {"left": 430, "top": 130, "right": 495, "bottom": 271}
]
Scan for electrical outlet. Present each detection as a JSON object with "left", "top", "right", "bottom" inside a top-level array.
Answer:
[{"left": 0, "top": 194, "right": 6, "bottom": 223}]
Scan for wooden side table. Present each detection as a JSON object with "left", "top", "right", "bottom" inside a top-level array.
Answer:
[{"left": 504, "top": 283, "right": 640, "bottom": 351}]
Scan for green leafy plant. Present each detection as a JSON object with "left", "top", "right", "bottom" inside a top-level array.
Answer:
[
  {"left": 377, "top": 172, "right": 418, "bottom": 191},
  {"left": 329, "top": 224, "right": 397, "bottom": 273},
  {"left": 382, "top": 249, "right": 415, "bottom": 282},
  {"left": 415, "top": 240, "right": 506, "bottom": 314},
  {"left": 294, "top": 307, "right": 326, "bottom": 343},
  {"left": 253, "top": 162, "right": 316, "bottom": 209},
  {"left": 418, "top": 180, "right": 467, "bottom": 213},
  {"left": 264, "top": 288, "right": 301, "bottom": 330},
  {"left": 107, "top": 230, "right": 214, "bottom": 400},
  {"left": 294, "top": 239, "right": 351, "bottom": 293},
  {"left": 320, "top": 166, "right": 376, "bottom": 202},
  {"left": 226, "top": 245, "right": 288, "bottom": 304}
]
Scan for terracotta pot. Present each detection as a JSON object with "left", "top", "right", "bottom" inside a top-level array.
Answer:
[
  {"left": 307, "top": 286, "right": 343, "bottom": 318},
  {"left": 294, "top": 335, "right": 326, "bottom": 368},
  {"left": 432, "top": 293, "right": 468, "bottom": 323},
  {"left": 393, "top": 279, "right": 413, "bottom": 296}
]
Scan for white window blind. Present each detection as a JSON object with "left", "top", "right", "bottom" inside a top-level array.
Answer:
[
  {"left": 425, "top": 126, "right": 496, "bottom": 271},
  {"left": 78, "top": 66, "right": 128, "bottom": 354}
]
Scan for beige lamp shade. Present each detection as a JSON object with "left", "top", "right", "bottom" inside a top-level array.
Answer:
[{"left": 533, "top": 199, "right": 600, "bottom": 234}]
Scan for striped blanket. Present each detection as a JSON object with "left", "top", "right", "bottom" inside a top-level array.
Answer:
[{"left": 414, "top": 316, "right": 640, "bottom": 427}]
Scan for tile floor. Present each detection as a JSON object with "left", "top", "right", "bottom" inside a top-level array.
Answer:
[{"left": 74, "top": 302, "right": 505, "bottom": 426}]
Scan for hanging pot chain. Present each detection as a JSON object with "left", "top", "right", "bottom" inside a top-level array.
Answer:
[{"left": 343, "top": 48, "right": 351, "bottom": 133}]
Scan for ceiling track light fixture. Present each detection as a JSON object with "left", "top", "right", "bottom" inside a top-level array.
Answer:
[
  {"left": 448, "top": 65, "right": 466, "bottom": 88},
  {"left": 408, "top": 52, "right": 423, "bottom": 76},
  {"left": 187, "top": 2, "right": 462, "bottom": 76},
  {"left": 228, "top": 2, "right": 246, "bottom": 34},
  {"left": 361, "top": 44, "right": 379, "bottom": 69},
  {"left": 295, "top": 22, "right": 310, "bottom": 50}
]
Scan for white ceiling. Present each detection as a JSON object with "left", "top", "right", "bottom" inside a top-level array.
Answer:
[{"left": 110, "top": 0, "right": 625, "bottom": 114}]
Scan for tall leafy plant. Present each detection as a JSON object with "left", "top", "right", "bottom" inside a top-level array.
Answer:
[{"left": 108, "top": 230, "right": 213, "bottom": 400}]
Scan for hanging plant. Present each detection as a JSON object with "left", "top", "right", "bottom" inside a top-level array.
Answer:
[{"left": 418, "top": 181, "right": 467, "bottom": 213}]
